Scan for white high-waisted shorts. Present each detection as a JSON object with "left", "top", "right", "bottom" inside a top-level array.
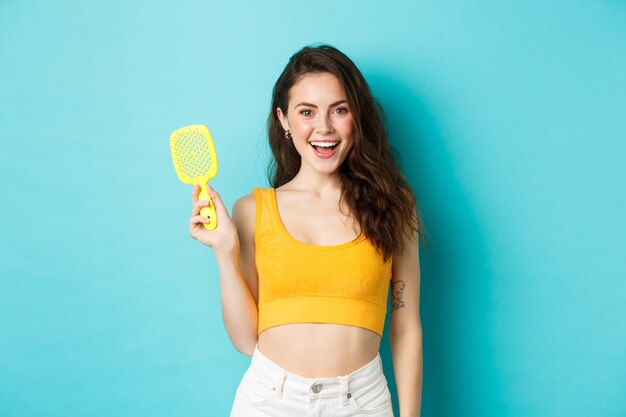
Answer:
[{"left": 229, "top": 344, "right": 395, "bottom": 416}]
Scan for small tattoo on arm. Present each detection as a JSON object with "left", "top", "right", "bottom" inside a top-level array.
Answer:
[{"left": 391, "top": 280, "right": 406, "bottom": 311}]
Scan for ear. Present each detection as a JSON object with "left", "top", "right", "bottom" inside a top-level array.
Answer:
[{"left": 276, "top": 107, "right": 290, "bottom": 131}]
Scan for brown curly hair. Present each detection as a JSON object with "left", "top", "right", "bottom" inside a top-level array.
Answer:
[{"left": 267, "top": 44, "right": 427, "bottom": 260}]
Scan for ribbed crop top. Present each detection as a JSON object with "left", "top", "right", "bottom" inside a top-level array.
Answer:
[{"left": 252, "top": 188, "right": 393, "bottom": 337}]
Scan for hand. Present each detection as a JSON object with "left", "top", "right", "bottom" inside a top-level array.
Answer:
[{"left": 189, "top": 183, "right": 239, "bottom": 253}]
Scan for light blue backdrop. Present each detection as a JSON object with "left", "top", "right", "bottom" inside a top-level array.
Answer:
[{"left": 1, "top": 1, "right": 624, "bottom": 416}]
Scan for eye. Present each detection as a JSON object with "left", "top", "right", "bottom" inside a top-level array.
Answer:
[
  {"left": 334, "top": 107, "right": 349, "bottom": 115},
  {"left": 300, "top": 109, "right": 313, "bottom": 117}
]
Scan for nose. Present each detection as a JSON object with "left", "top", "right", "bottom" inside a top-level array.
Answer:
[{"left": 316, "top": 113, "right": 334, "bottom": 134}]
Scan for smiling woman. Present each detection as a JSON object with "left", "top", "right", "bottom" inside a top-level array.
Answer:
[
  {"left": 187, "top": 44, "right": 426, "bottom": 417},
  {"left": 277, "top": 72, "right": 355, "bottom": 169}
]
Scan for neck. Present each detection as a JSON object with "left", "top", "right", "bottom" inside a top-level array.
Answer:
[{"left": 286, "top": 168, "right": 343, "bottom": 194}]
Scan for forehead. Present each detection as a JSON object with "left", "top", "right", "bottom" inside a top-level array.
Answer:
[{"left": 288, "top": 72, "right": 347, "bottom": 106}]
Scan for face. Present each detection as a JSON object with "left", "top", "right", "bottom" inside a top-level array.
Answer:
[{"left": 277, "top": 72, "right": 355, "bottom": 176}]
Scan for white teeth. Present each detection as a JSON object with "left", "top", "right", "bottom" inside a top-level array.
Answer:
[{"left": 309, "top": 141, "right": 339, "bottom": 147}]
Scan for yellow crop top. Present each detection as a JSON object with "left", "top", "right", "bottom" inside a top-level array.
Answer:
[{"left": 253, "top": 187, "right": 393, "bottom": 337}]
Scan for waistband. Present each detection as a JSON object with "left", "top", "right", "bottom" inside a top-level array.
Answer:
[{"left": 247, "top": 344, "right": 384, "bottom": 404}]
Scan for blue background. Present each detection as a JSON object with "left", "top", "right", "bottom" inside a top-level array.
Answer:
[{"left": 1, "top": 1, "right": 625, "bottom": 416}]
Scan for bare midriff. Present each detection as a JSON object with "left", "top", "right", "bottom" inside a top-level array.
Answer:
[{"left": 257, "top": 322, "right": 382, "bottom": 378}]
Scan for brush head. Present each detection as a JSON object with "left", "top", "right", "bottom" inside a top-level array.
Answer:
[{"left": 170, "top": 124, "right": 218, "bottom": 184}]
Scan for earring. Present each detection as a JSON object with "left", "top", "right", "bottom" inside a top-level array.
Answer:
[{"left": 284, "top": 130, "right": 292, "bottom": 140}]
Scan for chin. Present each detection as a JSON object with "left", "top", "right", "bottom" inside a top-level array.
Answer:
[{"left": 316, "top": 163, "right": 344, "bottom": 176}]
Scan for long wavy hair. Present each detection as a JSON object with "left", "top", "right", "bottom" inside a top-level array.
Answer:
[{"left": 267, "top": 44, "right": 427, "bottom": 260}]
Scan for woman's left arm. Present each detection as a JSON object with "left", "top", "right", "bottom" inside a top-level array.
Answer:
[{"left": 389, "top": 229, "right": 423, "bottom": 417}]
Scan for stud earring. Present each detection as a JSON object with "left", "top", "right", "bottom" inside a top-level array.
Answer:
[{"left": 284, "top": 130, "right": 292, "bottom": 140}]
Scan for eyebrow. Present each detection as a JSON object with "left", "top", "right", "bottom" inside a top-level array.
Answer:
[{"left": 294, "top": 99, "right": 348, "bottom": 108}]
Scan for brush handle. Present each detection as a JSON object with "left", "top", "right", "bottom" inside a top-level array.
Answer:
[{"left": 198, "top": 183, "right": 218, "bottom": 230}]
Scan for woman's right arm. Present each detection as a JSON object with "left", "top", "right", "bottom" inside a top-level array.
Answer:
[{"left": 190, "top": 183, "right": 259, "bottom": 356}]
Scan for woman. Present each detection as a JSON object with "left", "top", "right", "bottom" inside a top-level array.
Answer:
[{"left": 189, "top": 44, "right": 425, "bottom": 417}]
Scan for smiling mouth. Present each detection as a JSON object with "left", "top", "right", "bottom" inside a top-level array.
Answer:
[
  {"left": 308, "top": 141, "right": 339, "bottom": 150},
  {"left": 308, "top": 141, "right": 340, "bottom": 159}
]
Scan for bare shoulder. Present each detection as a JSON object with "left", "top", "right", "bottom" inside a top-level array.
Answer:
[
  {"left": 233, "top": 192, "right": 256, "bottom": 215},
  {"left": 231, "top": 192, "right": 256, "bottom": 235}
]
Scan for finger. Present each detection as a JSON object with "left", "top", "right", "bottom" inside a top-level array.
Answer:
[
  {"left": 205, "top": 183, "right": 230, "bottom": 219},
  {"left": 191, "top": 185, "right": 209, "bottom": 216},
  {"left": 191, "top": 199, "right": 211, "bottom": 216},
  {"left": 189, "top": 214, "right": 211, "bottom": 225},
  {"left": 195, "top": 200, "right": 211, "bottom": 208},
  {"left": 191, "top": 184, "right": 200, "bottom": 205}
]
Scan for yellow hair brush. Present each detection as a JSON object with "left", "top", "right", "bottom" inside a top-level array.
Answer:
[{"left": 170, "top": 124, "right": 218, "bottom": 230}]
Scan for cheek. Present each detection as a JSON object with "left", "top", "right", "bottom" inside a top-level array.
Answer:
[
  {"left": 292, "top": 120, "right": 315, "bottom": 136},
  {"left": 338, "top": 117, "right": 355, "bottom": 137}
]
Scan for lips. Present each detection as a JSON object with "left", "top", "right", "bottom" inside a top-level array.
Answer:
[{"left": 308, "top": 140, "right": 340, "bottom": 159}]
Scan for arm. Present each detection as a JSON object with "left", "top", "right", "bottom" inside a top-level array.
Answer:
[
  {"left": 389, "top": 228, "right": 423, "bottom": 417},
  {"left": 190, "top": 184, "right": 259, "bottom": 356},
  {"left": 225, "top": 192, "right": 260, "bottom": 355}
]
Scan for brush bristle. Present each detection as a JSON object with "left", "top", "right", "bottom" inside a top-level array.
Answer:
[{"left": 172, "top": 127, "right": 214, "bottom": 180}]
